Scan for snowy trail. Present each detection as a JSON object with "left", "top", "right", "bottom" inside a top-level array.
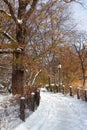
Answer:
[{"left": 15, "top": 92, "right": 87, "bottom": 130}]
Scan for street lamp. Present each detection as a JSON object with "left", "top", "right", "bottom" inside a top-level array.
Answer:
[{"left": 58, "top": 63, "right": 62, "bottom": 92}]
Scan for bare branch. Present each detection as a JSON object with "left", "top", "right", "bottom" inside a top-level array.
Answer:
[
  {"left": 31, "top": 69, "right": 42, "bottom": 86},
  {"left": 75, "top": 1, "right": 87, "bottom": 9},
  {"left": 18, "top": 0, "right": 27, "bottom": 19},
  {"left": 64, "top": 0, "right": 87, "bottom": 9},
  {"left": 25, "top": 0, "right": 31, "bottom": 5},
  {"left": 0, "top": 9, "right": 11, "bottom": 18},
  {"left": 18, "top": 0, "right": 31, "bottom": 7},
  {"left": 2, "top": 0, "right": 17, "bottom": 23},
  {"left": 0, "top": 66, "right": 11, "bottom": 69},
  {"left": 23, "top": 0, "right": 38, "bottom": 23},
  {"left": 0, "top": 49, "right": 13, "bottom": 54},
  {"left": 0, "top": 30, "right": 18, "bottom": 43},
  {"left": 64, "top": 0, "right": 75, "bottom": 3}
]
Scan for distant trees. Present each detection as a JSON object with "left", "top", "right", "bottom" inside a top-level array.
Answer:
[
  {"left": 47, "top": 45, "right": 80, "bottom": 90},
  {"left": 73, "top": 33, "right": 87, "bottom": 88},
  {"left": 59, "top": 45, "right": 80, "bottom": 90}
]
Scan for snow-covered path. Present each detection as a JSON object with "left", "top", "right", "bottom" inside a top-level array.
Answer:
[{"left": 15, "top": 92, "right": 87, "bottom": 130}]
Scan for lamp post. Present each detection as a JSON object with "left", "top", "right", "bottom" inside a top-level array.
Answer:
[{"left": 58, "top": 63, "right": 61, "bottom": 92}]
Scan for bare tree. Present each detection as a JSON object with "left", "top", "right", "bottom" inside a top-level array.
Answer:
[{"left": 73, "top": 33, "right": 87, "bottom": 88}]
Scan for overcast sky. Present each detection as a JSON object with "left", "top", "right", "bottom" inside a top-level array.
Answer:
[{"left": 70, "top": 0, "right": 87, "bottom": 31}]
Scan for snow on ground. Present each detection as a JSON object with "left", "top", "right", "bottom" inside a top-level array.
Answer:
[
  {"left": 14, "top": 92, "right": 87, "bottom": 130},
  {"left": 0, "top": 93, "right": 22, "bottom": 130},
  {"left": 0, "top": 93, "right": 13, "bottom": 109},
  {"left": 0, "top": 93, "right": 32, "bottom": 130},
  {"left": 0, "top": 93, "right": 12, "bottom": 103}
]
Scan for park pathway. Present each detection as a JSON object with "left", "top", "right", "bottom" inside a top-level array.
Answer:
[{"left": 15, "top": 91, "right": 87, "bottom": 130}]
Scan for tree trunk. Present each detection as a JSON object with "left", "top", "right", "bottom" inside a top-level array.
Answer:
[
  {"left": 16, "top": 23, "right": 26, "bottom": 45},
  {"left": 12, "top": 12, "right": 26, "bottom": 95},
  {"left": 81, "top": 62, "right": 86, "bottom": 89},
  {"left": 12, "top": 49, "right": 24, "bottom": 95}
]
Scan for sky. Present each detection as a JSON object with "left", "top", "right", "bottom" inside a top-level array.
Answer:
[
  {"left": 43, "top": 0, "right": 87, "bottom": 32},
  {"left": 70, "top": 0, "right": 87, "bottom": 31}
]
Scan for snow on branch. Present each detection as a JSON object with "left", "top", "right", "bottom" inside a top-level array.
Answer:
[
  {"left": 0, "top": 9, "right": 11, "bottom": 18},
  {"left": 0, "top": 66, "right": 11, "bottom": 69},
  {"left": 17, "top": 19, "right": 23, "bottom": 24},
  {"left": 31, "top": 69, "right": 42, "bottom": 86},
  {"left": 0, "top": 49, "right": 13, "bottom": 54},
  {"left": 0, "top": 30, "right": 18, "bottom": 43},
  {"left": 2, "top": 0, "right": 17, "bottom": 24}
]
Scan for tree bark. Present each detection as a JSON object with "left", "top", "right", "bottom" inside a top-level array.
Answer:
[{"left": 12, "top": 49, "right": 24, "bottom": 95}]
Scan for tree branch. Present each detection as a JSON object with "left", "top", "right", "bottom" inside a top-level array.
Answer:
[
  {"left": 0, "top": 30, "right": 18, "bottom": 43},
  {"left": 64, "top": 0, "right": 87, "bottom": 9},
  {"left": 18, "top": 0, "right": 27, "bottom": 19},
  {"left": 0, "top": 49, "right": 13, "bottom": 54},
  {"left": 23, "top": 0, "right": 38, "bottom": 23},
  {"left": 63, "top": 0, "right": 75, "bottom": 3},
  {"left": 31, "top": 69, "right": 42, "bottom": 86},
  {"left": 0, "top": 9, "right": 11, "bottom": 18},
  {"left": 0, "top": 66, "right": 11, "bottom": 69},
  {"left": 2, "top": 0, "right": 17, "bottom": 23}
]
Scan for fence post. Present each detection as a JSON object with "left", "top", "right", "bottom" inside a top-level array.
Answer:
[
  {"left": 69, "top": 86, "right": 73, "bottom": 96},
  {"left": 77, "top": 87, "right": 80, "bottom": 99},
  {"left": 20, "top": 97, "right": 25, "bottom": 121},
  {"left": 35, "top": 90, "right": 40, "bottom": 106},
  {"left": 31, "top": 92, "right": 35, "bottom": 111},
  {"left": 84, "top": 89, "right": 87, "bottom": 102}
]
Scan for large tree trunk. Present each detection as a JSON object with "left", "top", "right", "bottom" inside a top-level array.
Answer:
[
  {"left": 12, "top": 2, "right": 27, "bottom": 95},
  {"left": 16, "top": 22, "right": 27, "bottom": 45},
  {"left": 12, "top": 48, "right": 24, "bottom": 95},
  {"left": 12, "top": 68, "right": 24, "bottom": 95}
]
